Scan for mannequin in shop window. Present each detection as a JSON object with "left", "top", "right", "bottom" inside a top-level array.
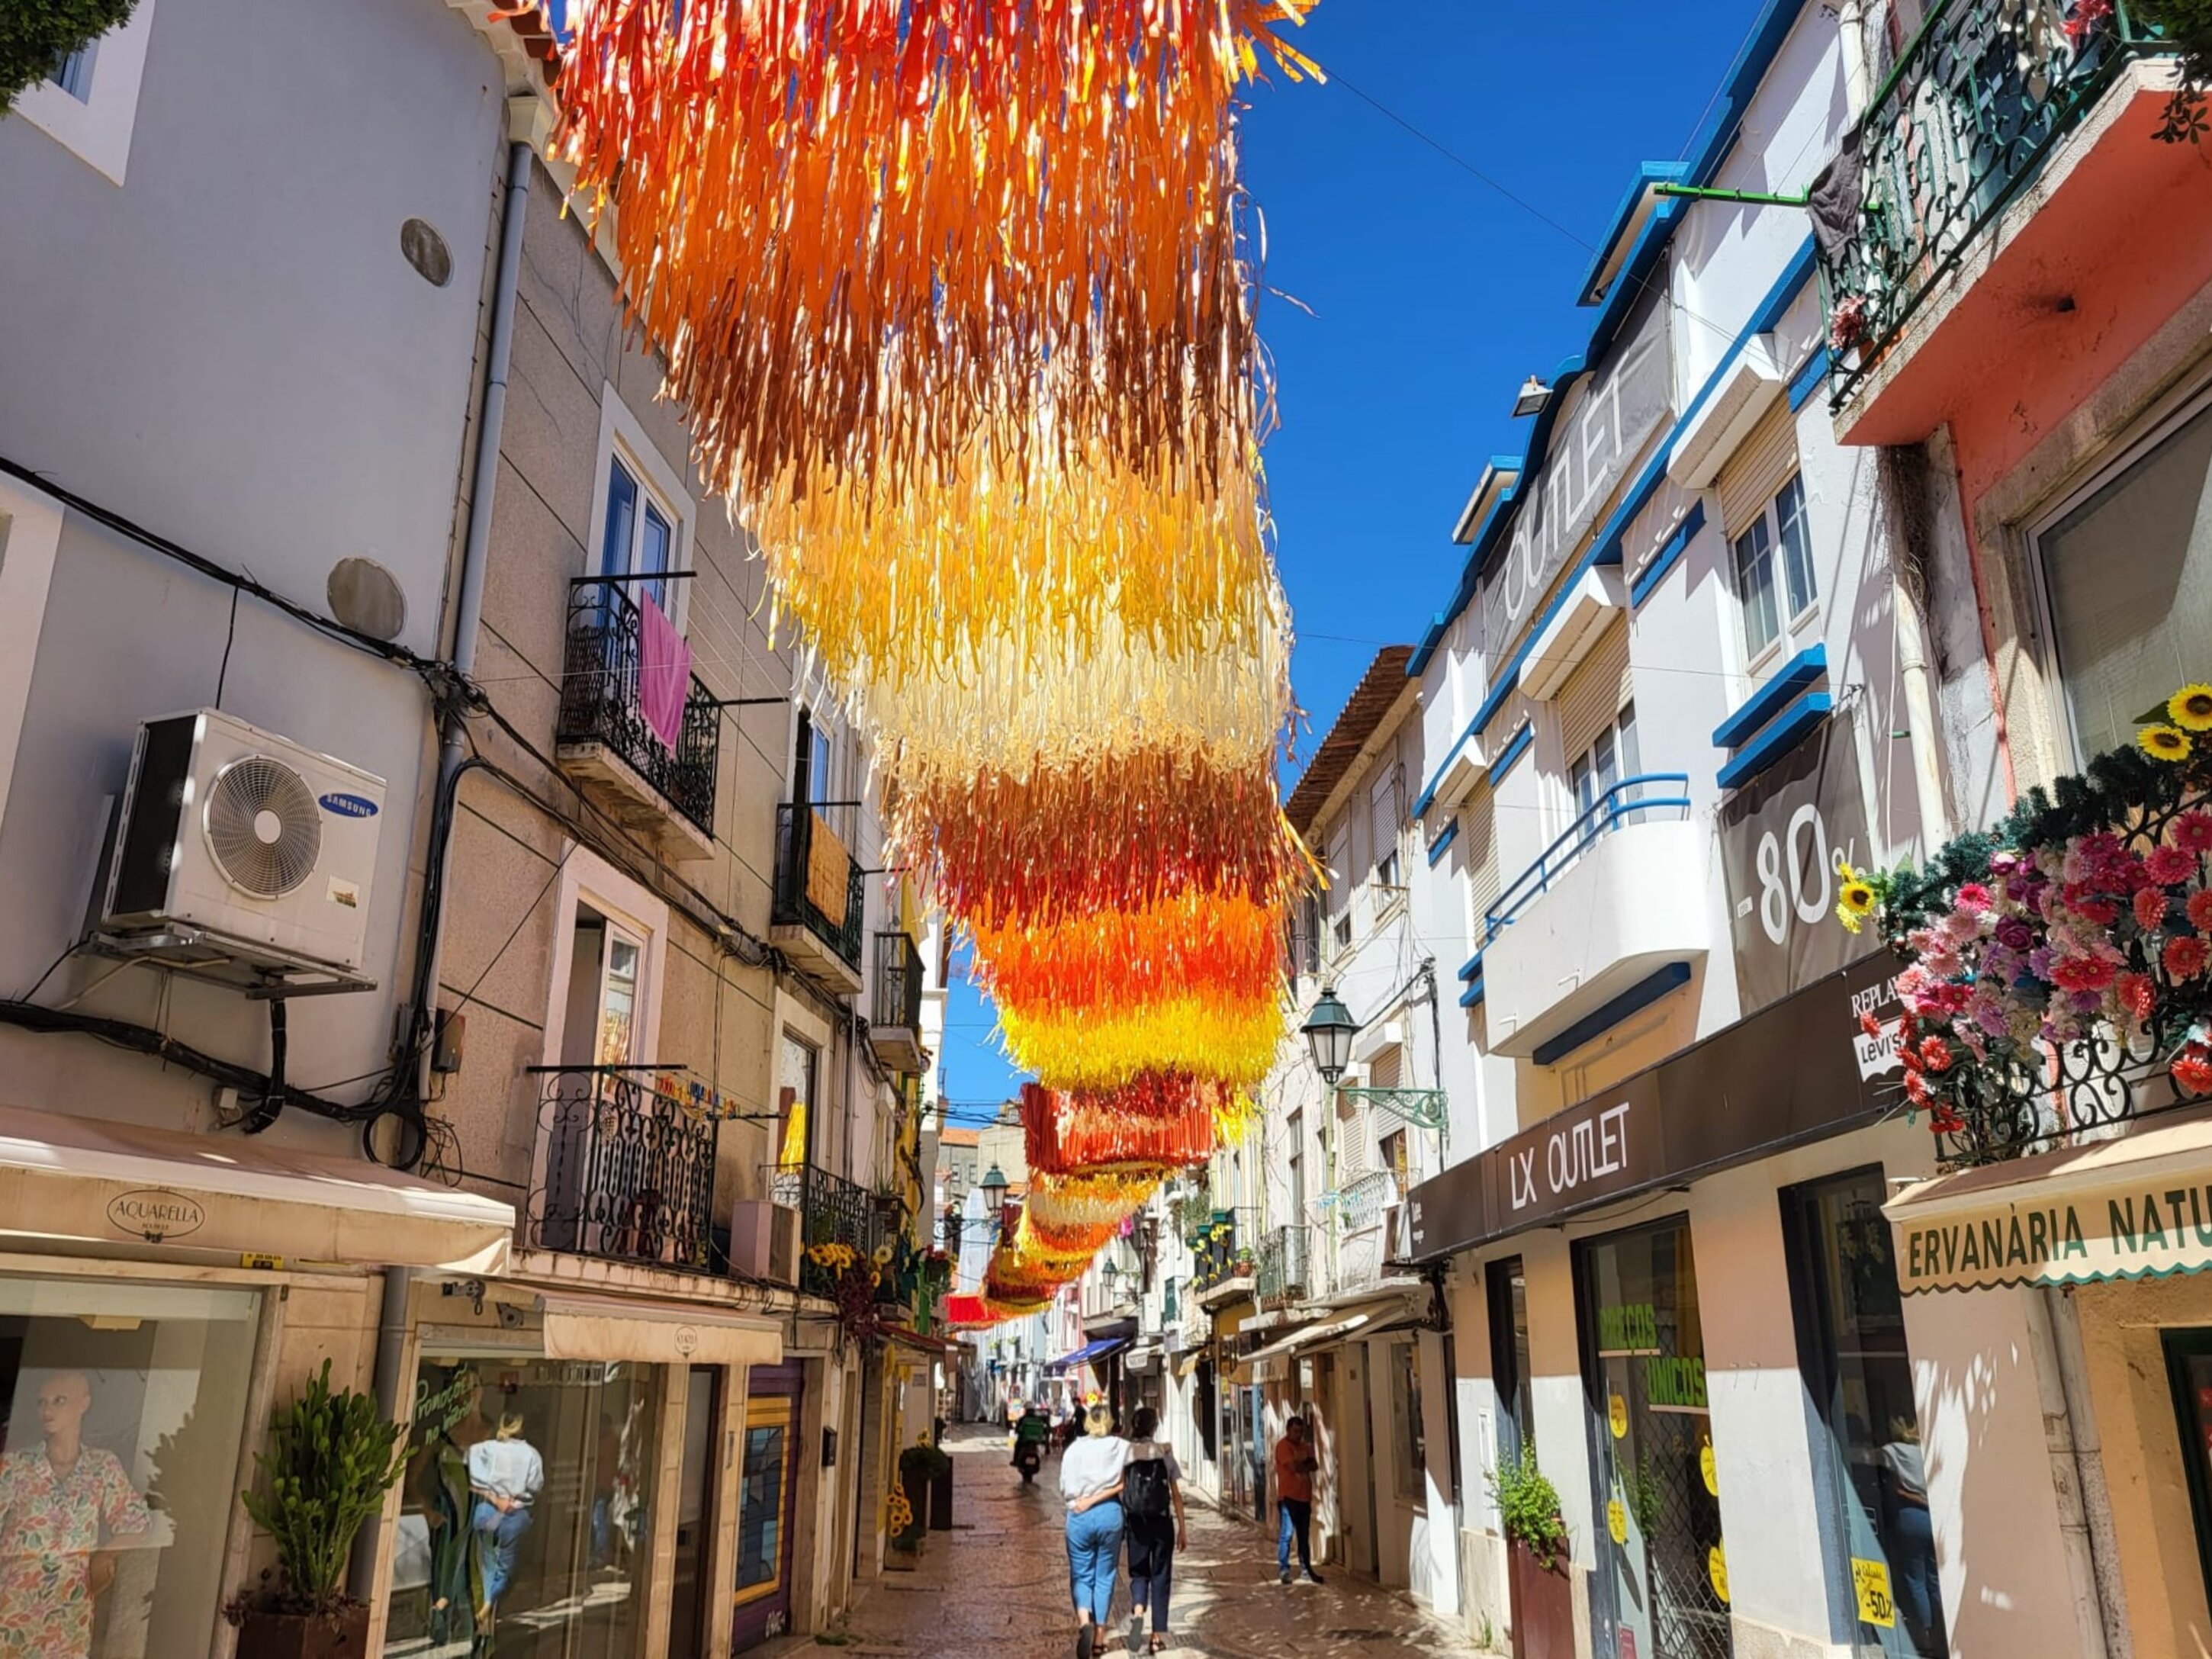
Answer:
[
  {"left": 0, "top": 1370, "right": 150, "bottom": 1658},
  {"left": 469, "top": 1411, "right": 546, "bottom": 1636}
]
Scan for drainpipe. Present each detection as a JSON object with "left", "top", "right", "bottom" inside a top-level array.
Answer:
[
  {"left": 1838, "top": 0, "right": 1873, "bottom": 118},
  {"left": 412, "top": 137, "right": 534, "bottom": 1107},
  {"left": 1894, "top": 576, "right": 1953, "bottom": 850},
  {"left": 348, "top": 131, "right": 530, "bottom": 1596}
]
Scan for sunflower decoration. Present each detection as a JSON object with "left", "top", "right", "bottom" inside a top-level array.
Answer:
[
  {"left": 2172, "top": 685, "right": 2212, "bottom": 732},
  {"left": 1835, "top": 861, "right": 1879, "bottom": 934},
  {"left": 2140, "top": 723, "right": 2193, "bottom": 764}
]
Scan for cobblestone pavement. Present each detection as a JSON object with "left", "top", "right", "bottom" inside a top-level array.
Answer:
[{"left": 776, "top": 1425, "right": 1489, "bottom": 1659}]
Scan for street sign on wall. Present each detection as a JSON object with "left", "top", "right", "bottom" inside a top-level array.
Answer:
[{"left": 1718, "top": 715, "right": 1880, "bottom": 1016}]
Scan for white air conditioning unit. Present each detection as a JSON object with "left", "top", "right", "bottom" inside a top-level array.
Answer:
[
  {"left": 101, "top": 710, "right": 384, "bottom": 976},
  {"left": 728, "top": 1200, "right": 802, "bottom": 1287}
]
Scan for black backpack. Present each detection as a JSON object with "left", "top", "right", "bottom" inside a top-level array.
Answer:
[{"left": 1124, "top": 1455, "right": 1172, "bottom": 1519}]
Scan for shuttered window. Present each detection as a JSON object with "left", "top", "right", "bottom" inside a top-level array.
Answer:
[
  {"left": 1464, "top": 793, "right": 1502, "bottom": 944},
  {"left": 1326, "top": 821, "right": 1352, "bottom": 902},
  {"left": 1369, "top": 767, "right": 1402, "bottom": 880},
  {"left": 1335, "top": 1088, "right": 1368, "bottom": 1178},
  {"left": 1717, "top": 400, "right": 1801, "bottom": 541},
  {"left": 1557, "top": 619, "right": 1633, "bottom": 768}
]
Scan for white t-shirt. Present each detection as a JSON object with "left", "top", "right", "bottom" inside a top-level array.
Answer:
[
  {"left": 1125, "top": 1439, "right": 1184, "bottom": 1484},
  {"left": 468, "top": 1436, "right": 546, "bottom": 1506},
  {"left": 1058, "top": 1434, "right": 1130, "bottom": 1503}
]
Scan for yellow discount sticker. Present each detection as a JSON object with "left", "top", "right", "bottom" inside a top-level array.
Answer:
[
  {"left": 1851, "top": 1558, "right": 1896, "bottom": 1628},
  {"left": 1699, "top": 1439, "right": 1718, "bottom": 1496},
  {"left": 1608, "top": 1394, "right": 1628, "bottom": 1439},
  {"left": 1607, "top": 1497, "right": 1628, "bottom": 1545},
  {"left": 1708, "top": 1543, "right": 1729, "bottom": 1604}
]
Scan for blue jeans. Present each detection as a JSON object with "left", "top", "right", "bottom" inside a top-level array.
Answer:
[
  {"left": 471, "top": 1497, "right": 535, "bottom": 1609},
  {"left": 1277, "top": 1498, "right": 1313, "bottom": 1575},
  {"left": 1065, "top": 1499, "right": 1124, "bottom": 1625}
]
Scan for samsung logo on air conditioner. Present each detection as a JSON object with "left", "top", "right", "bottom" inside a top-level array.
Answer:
[{"left": 318, "top": 793, "right": 379, "bottom": 818}]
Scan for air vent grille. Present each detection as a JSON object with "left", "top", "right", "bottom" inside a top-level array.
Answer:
[{"left": 204, "top": 755, "right": 322, "bottom": 898}]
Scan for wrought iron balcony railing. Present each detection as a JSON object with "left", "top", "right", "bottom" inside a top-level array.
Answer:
[
  {"left": 1819, "top": 0, "right": 2163, "bottom": 407},
  {"left": 557, "top": 577, "right": 721, "bottom": 833},
  {"left": 773, "top": 802, "right": 866, "bottom": 970},
  {"left": 766, "top": 1162, "right": 879, "bottom": 1293},
  {"left": 527, "top": 1066, "right": 719, "bottom": 1271},
  {"left": 1191, "top": 1207, "right": 1259, "bottom": 1294},
  {"left": 874, "top": 931, "right": 924, "bottom": 1030},
  {"left": 1256, "top": 1225, "right": 1310, "bottom": 1310}
]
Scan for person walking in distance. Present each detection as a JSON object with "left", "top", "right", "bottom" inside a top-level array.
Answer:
[
  {"left": 1059, "top": 1400, "right": 1129, "bottom": 1658},
  {"left": 1272, "top": 1416, "right": 1323, "bottom": 1585},
  {"left": 1120, "top": 1407, "right": 1188, "bottom": 1654}
]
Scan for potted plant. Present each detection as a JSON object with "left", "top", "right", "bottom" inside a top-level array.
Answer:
[
  {"left": 1490, "top": 1442, "right": 1574, "bottom": 1659},
  {"left": 896, "top": 1437, "right": 951, "bottom": 1550},
  {"left": 228, "top": 1359, "right": 419, "bottom": 1659}
]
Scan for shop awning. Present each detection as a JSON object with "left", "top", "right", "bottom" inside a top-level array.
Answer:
[
  {"left": 0, "top": 1101, "right": 514, "bottom": 1273},
  {"left": 1124, "top": 1342, "right": 1162, "bottom": 1374},
  {"left": 1239, "top": 1297, "right": 1416, "bottom": 1372},
  {"left": 880, "top": 1323, "right": 961, "bottom": 1357},
  {"left": 536, "top": 1290, "right": 783, "bottom": 1366},
  {"left": 1046, "top": 1336, "right": 1129, "bottom": 1373},
  {"left": 1886, "top": 1109, "right": 2212, "bottom": 1294},
  {"left": 1175, "top": 1351, "right": 1204, "bottom": 1378}
]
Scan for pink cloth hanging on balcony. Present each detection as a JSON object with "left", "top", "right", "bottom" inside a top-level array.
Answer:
[{"left": 638, "top": 593, "right": 692, "bottom": 753}]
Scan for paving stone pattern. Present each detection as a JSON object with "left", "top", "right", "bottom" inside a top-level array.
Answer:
[{"left": 764, "top": 1426, "right": 1490, "bottom": 1659}]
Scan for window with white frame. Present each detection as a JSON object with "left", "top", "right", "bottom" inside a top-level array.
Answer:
[
  {"left": 1733, "top": 474, "right": 1816, "bottom": 660},
  {"left": 13, "top": 0, "right": 159, "bottom": 185},
  {"left": 1368, "top": 767, "right": 1403, "bottom": 897},
  {"left": 545, "top": 850, "right": 669, "bottom": 1072},
  {"left": 2034, "top": 390, "right": 2212, "bottom": 767},
  {"left": 1569, "top": 700, "right": 1641, "bottom": 838},
  {"left": 590, "top": 386, "right": 695, "bottom": 627},
  {"left": 1326, "top": 818, "right": 1355, "bottom": 960}
]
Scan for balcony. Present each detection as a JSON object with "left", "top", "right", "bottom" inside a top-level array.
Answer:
[
  {"left": 526, "top": 1066, "right": 719, "bottom": 1272},
  {"left": 772, "top": 802, "right": 866, "bottom": 991},
  {"left": 870, "top": 931, "right": 928, "bottom": 1075},
  {"left": 1335, "top": 1171, "right": 1416, "bottom": 1296},
  {"left": 1820, "top": 2, "right": 2186, "bottom": 437},
  {"left": 1476, "top": 776, "right": 1704, "bottom": 1062},
  {"left": 1191, "top": 1208, "right": 1258, "bottom": 1308},
  {"left": 766, "top": 1162, "right": 880, "bottom": 1298},
  {"left": 1256, "top": 1226, "right": 1310, "bottom": 1311},
  {"left": 555, "top": 578, "right": 720, "bottom": 860}
]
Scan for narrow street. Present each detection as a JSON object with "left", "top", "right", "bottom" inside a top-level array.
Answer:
[{"left": 791, "top": 1427, "right": 1485, "bottom": 1659}]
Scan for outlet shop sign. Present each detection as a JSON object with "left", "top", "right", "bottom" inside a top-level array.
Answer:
[{"left": 1405, "top": 952, "right": 1904, "bottom": 1262}]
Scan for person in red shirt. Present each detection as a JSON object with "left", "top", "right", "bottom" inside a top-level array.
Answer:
[{"left": 1271, "top": 1416, "right": 1323, "bottom": 1585}]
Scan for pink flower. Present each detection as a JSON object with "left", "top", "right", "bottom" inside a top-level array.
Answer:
[
  {"left": 1955, "top": 883, "right": 1994, "bottom": 913},
  {"left": 2072, "top": 896, "right": 2120, "bottom": 928},
  {"left": 1917, "top": 1037, "right": 1953, "bottom": 1073},
  {"left": 1895, "top": 965, "right": 1931, "bottom": 1001},
  {"left": 2136, "top": 888, "right": 2172, "bottom": 931},
  {"left": 2190, "top": 889, "right": 2212, "bottom": 932},
  {"left": 2167, "top": 936, "right": 2210, "bottom": 980},
  {"left": 2116, "top": 971, "right": 2157, "bottom": 1023},
  {"left": 2147, "top": 846, "right": 2198, "bottom": 886},
  {"left": 2174, "top": 812, "right": 2212, "bottom": 854}
]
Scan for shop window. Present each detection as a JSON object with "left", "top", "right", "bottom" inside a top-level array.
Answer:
[
  {"left": 0, "top": 1273, "right": 261, "bottom": 1657},
  {"left": 2034, "top": 392, "right": 2212, "bottom": 766},
  {"left": 1487, "top": 1256, "right": 1533, "bottom": 1467},
  {"left": 1390, "top": 1342, "right": 1426, "bottom": 1503},
  {"left": 2163, "top": 1330, "right": 2212, "bottom": 1624},
  {"left": 1577, "top": 1216, "right": 1731, "bottom": 1659},
  {"left": 1783, "top": 1168, "right": 1947, "bottom": 1657},
  {"left": 386, "top": 1354, "right": 661, "bottom": 1658}
]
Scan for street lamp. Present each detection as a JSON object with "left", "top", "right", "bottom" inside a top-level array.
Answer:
[
  {"left": 980, "top": 1163, "right": 1010, "bottom": 1214},
  {"left": 1301, "top": 986, "right": 1360, "bottom": 1085}
]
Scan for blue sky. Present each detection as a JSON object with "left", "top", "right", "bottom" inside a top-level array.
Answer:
[{"left": 934, "top": 2, "right": 1769, "bottom": 1122}]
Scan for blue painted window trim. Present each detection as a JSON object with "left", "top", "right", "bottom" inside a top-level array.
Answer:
[
  {"left": 1712, "top": 643, "right": 1826, "bottom": 750},
  {"left": 1487, "top": 722, "right": 1533, "bottom": 788},
  {"left": 1629, "top": 501, "right": 1705, "bottom": 609},
  {"left": 1529, "top": 963, "right": 1694, "bottom": 1066},
  {"left": 1426, "top": 820, "right": 1460, "bottom": 866},
  {"left": 1456, "top": 949, "right": 1484, "bottom": 983},
  {"left": 1717, "top": 692, "right": 1831, "bottom": 789},
  {"left": 1407, "top": 233, "right": 1818, "bottom": 758},
  {"left": 1786, "top": 346, "right": 1831, "bottom": 412},
  {"left": 1459, "top": 980, "right": 1487, "bottom": 1010}
]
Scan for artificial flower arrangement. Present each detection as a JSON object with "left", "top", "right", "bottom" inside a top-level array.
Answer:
[
  {"left": 1835, "top": 683, "right": 2212, "bottom": 1151},
  {"left": 806, "top": 1241, "right": 885, "bottom": 1343}
]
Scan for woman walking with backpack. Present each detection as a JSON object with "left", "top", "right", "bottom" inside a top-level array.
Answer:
[
  {"left": 1059, "top": 1400, "right": 1129, "bottom": 1658},
  {"left": 1120, "top": 1407, "right": 1188, "bottom": 1654}
]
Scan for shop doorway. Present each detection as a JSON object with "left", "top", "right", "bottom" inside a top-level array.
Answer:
[
  {"left": 2163, "top": 1331, "right": 2212, "bottom": 1624},
  {"left": 1577, "top": 1216, "right": 1732, "bottom": 1659},
  {"left": 733, "top": 1363, "right": 805, "bottom": 1651},
  {"left": 1783, "top": 1169, "right": 1947, "bottom": 1657},
  {"left": 668, "top": 1365, "right": 722, "bottom": 1657}
]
